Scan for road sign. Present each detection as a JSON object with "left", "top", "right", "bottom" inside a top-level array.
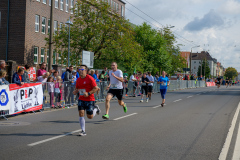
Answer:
[{"left": 82, "top": 51, "right": 94, "bottom": 68}]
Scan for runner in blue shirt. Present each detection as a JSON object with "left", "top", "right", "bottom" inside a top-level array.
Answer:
[{"left": 157, "top": 71, "right": 170, "bottom": 107}]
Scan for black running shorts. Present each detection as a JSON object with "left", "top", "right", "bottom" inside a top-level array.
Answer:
[
  {"left": 141, "top": 86, "right": 148, "bottom": 95},
  {"left": 148, "top": 85, "right": 153, "bottom": 93},
  {"left": 108, "top": 89, "right": 124, "bottom": 100}
]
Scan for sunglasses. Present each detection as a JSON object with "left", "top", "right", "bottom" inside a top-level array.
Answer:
[{"left": 79, "top": 69, "right": 85, "bottom": 71}]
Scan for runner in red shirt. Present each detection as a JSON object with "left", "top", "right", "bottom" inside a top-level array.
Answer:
[{"left": 73, "top": 65, "right": 100, "bottom": 136}]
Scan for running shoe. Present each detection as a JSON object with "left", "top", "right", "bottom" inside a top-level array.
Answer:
[
  {"left": 79, "top": 131, "right": 87, "bottom": 136},
  {"left": 102, "top": 114, "right": 109, "bottom": 119},
  {"left": 140, "top": 99, "right": 143, "bottom": 103},
  {"left": 94, "top": 105, "right": 101, "bottom": 115},
  {"left": 123, "top": 103, "right": 127, "bottom": 113},
  {"left": 146, "top": 99, "right": 149, "bottom": 103}
]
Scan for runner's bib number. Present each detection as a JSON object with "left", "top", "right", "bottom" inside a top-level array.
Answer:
[
  {"left": 141, "top": 83, "right": 146, "bottom": 86},
  {"left": 111, "top": 84, "right": 118, "bottom": 89},
  {"left": 162, "top": 82, "right": 167, "bottom": 86},
  {"left": 79, "top": 89, "right": 86, "bottom": 95}
]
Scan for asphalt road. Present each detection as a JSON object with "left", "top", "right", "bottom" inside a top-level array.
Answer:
[{"left": 0, "top": 86, "right": 240, "bottom": 160}]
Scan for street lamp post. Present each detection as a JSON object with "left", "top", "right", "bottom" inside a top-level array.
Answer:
[
  {"left": 65, "top": 17, "right": 73, "bottom": 66},
  {"left": 190, "top": 45, "right": 200, "bottom": 75}
]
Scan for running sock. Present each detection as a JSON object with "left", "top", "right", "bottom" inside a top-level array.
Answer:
[
  {"left": 93, "top": 108, "right": 98, "bottom": 117},
  {"left": 79, "top": 117, "right": 85, "bottom": 132}
]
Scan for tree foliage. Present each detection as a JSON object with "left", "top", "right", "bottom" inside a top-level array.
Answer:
[
  {"left": 224, "top": 67, "right": 238, "bottom": 79},
  {"left": 49, "top": 0, "right": 141, "bottom": 70},
  {"left": 197, "top": 59, "right": 211, "bottom": 78}
]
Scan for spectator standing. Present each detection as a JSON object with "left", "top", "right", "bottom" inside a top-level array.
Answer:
[
  {"left": 47, "top": 76, "right": 55, "bottom": 108},
  {"left": 64, "top": 65, "right": 73, "bottom": 106},
  {"left": 0, "top": 70, "right": 9, "bottom": 85},
  {"left": 90, "top": 69, "right": 97, "bottom": 81},
  {"left": 37, "top": 62, "right": 47, "bottom": 77},
  {"left": 52, "top": 71, "right": 59, "bottom": 81},
  {"left": 124, "top": 76, "right": 129, "bottom": 96},
  {"left": 0, "top": 60, "right": 6, "bottom": 71},
  {"left": 71, "top": 70, "right": 77, "bottom": 105},
  {"left": 130, "top": 73, "right": 138, "bottom": 97},
  {"left": 99, "top": 71, "right": 106, "bottom": 81},
  {"left": 95, "top": 70, "right": 99, "bottom": 79},
  {"left": 54, "top": 76, "right": 62, "bottom": 108},
  {"left": 123, "top": 70, "right": 128, "bottom": 78},
  {"left": 76, "top": 67, "right": 80, "bottom": 79},
  {"left": 61, "top": 67, "right": 69, "bottom": 82},
  {"left": 23, "top": 65, "right": 31, "bottom": 83},
  {"left": 12, "top": 68, "right": 25, "bottom": 85}
]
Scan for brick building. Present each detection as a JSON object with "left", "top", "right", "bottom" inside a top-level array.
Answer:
[{"left": 0, "top": 0, "right": 125, "bottom": 68}]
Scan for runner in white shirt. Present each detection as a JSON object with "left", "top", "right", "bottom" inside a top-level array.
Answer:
[
  {"left": 147, "top": 72, "right": 154, "bottom": 100},
  {"left": 102, "top": 62, "right": 127, "bottom": 120}
]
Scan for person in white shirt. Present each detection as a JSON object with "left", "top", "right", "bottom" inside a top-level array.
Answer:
[
  {"left": 102, "top": 62, "right": 127, "bottom": 120},
  {"left": 35, "top": 72, "right": 50, "bottom": 82},
  {"left": 147, "top": 72, "right": 154, "bottom": 100}
]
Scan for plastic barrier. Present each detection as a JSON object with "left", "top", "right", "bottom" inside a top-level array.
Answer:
[{"left": 206, "top": 82, "right": 216, "bottom": 87}]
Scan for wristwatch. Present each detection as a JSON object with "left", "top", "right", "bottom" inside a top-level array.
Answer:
[{"left": 88, "top": 92, "right": 91, "bottom": 96}]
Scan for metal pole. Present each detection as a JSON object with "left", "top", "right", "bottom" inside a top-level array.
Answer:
[
  {"left": 48, "top": 0, "right": 54, "bottom": 71},
  {"left": 190, "top": 49, "right": 192, "bottom": 75},
  {"left": 6, "top": 0, "right": 10, "bottom": 61},
  {"left": 68, "top": 16, "right": 70, "bottom": 66}
]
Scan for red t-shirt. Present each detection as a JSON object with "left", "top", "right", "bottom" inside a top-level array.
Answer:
[
  {"left": 76, "top": 74, "right": 97, "bottom": 101},
  {"left": 19, "top": 75, "right": 22, "bottom": 82}
]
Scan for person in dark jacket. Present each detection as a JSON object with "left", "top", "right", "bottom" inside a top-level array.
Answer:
[
  {"left": 12, "top": 68, "right": 25, "bottom": 85},
  {"left": 23, "top": 65, "right": 31, "bottom": 83},
  {"left": 64, "top": 65, "right": 73, "bottom": 106}
]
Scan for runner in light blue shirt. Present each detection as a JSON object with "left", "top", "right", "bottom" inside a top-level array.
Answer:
[{"left": 157, "top": 71, "right": 170, "bottom": 107}]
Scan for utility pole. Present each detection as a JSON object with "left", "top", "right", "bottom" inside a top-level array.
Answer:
[
  {"left": 48, "top": 0, "right": 54, "bottom": 71},
  {"left": 201, "top": 60, "right": 202, "bottom": 77},
  {"left": 204, "top": 58, "right": 206, "bottom": 79}
]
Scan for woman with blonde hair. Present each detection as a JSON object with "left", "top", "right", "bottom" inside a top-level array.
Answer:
[{"left": 0, "top": 70, "right": 9, "bottom": 85}]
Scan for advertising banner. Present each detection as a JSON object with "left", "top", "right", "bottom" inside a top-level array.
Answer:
[
  {"left": 9, "top": 83, "right": 43, "bottom": 115},
  {"left": 0, "top": 85, "right": 10, "bottom": 111}
]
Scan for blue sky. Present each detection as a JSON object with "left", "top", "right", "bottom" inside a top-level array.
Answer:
[{"left": 124, "top": 0, "right": 240, "bottom": 71}]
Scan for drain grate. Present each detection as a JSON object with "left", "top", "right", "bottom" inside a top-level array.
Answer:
[{"left": 0, "top": 121, "right": 30, "bottom": 126}]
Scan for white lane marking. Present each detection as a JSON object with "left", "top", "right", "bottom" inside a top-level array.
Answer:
[
  {"left": 113, "top": 113, "right": 138, "bottom": 121},
  {"left": 232, "top": 103, "right": 240, "bottom": 159},
  {"left": 28, "top": 129, "right": 81, "bottom": 147},
  {"left": 153, "top": 106, "right": 160, "bottom": 108},
  {"left": 219, "top": 102, "right": 240, "bottom": 160},
  {"left": 173, "top": 99, "right": 182, "bottom": 102},
  {"left": 187, "top": 96, "right": 193, "bottom": 98},
  {"left": 196, "top": 93, "right": 201, "bottom": 95}
]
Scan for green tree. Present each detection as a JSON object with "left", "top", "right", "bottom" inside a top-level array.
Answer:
[
  {"left": 197, "top": 59, "right": 210, "bottom": 78},
  {"left": 48, "top": 0, "right": 141, "bottom": 69},
  {"left": 224, "top": 67, "right": 238, "bottom": 79}
]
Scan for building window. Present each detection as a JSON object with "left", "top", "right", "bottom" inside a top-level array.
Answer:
[
  {"left": 42, "top": 17, "right": 46, "bottom": 34},
  {"left": 59, "top": 22, "right": 63, "bottom": 30},
  {"left": 49, "top": 0, "right": 51, "bottom": 6},
  {"left": 60, "top": 0, "right": 64, "bottom": 10},
  {"left": 48, "top": 19, "right": 51, "bottom": 33},
  {"left": 53, "top": 50, "right": 56, "bottom": 64},
  {"left": 35, "top": 15, "right": 40, "bottom": 32},
  {"left": 121, "top": 5, "right": 124, "bottom": 17},
  {"left": 43, "top": 0, "right": 46, "bottom": 4},
  {"left": 41, "top": 48, "right": 45, "bottom": 63},
  {"left": 194, "top": 61, "right": 196, "bottom": 63},
  {"left": 194, "top": 67, "right": 196, "bottom": 69},
  {"left": 71, "top": 0, "right": 74, "bottom": 14},
  {"left": 34, "top": 47, "right": 39, "bottom": 64},
  {"left": 116, "top": 3, "right": 118, "bottom": 13},
  {"left": 54, "top": 20, "right": 58, "bottom": 34},
  {"left": 55, "top": 0, "right": 58, "bottom": 8},
  {"left": 36, "top": 0, "right": 40, "bottom": 2},
  {"left": 66, "top": 0, "right": 69, "bottom": 12}
]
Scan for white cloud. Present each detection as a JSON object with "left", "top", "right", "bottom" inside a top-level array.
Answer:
[
  {"left": 218, "top": 0, "right": 240, "bottom": 15},
  {"left": 125, "top": 0, "right": 240, "bottom": 71}
]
